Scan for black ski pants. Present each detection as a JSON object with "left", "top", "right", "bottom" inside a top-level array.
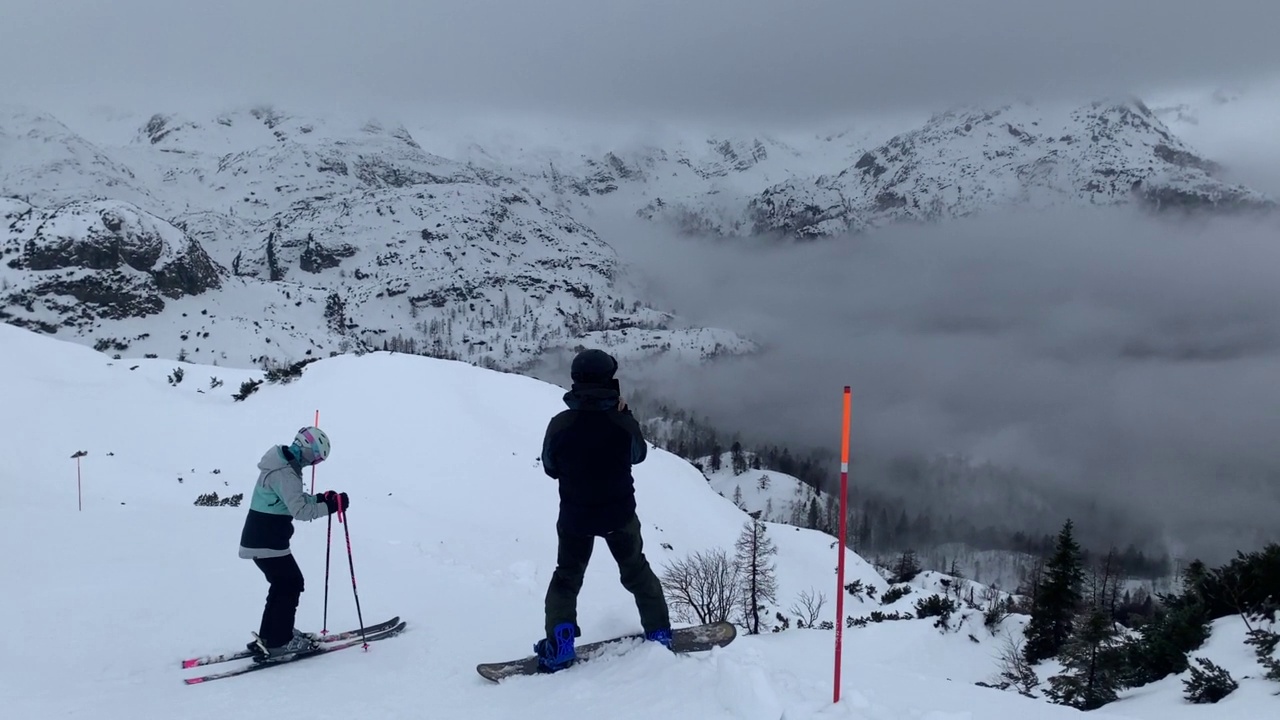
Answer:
[
  {"left": 544, "top": 513, "right": 671, "bottom": 638},
  {"left": 254, "top": 554, "right": 305, "bottom": 647}
]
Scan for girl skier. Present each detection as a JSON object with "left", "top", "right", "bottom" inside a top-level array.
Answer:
[{"left": 237, "top": 425, "right": 350, "bottom": 662}]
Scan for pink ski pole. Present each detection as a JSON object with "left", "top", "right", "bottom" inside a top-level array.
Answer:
[{"left": 336, "top": 496, "right": 368, "bottom": 649}]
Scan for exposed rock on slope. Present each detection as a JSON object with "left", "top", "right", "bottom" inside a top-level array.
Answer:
[{"left": 2, "top": 200, "right": 221, "bottom": 332}]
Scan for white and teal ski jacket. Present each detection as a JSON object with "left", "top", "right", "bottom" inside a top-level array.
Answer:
[{"left": 238, "top": 446, "right": 332, "bottom": 559}]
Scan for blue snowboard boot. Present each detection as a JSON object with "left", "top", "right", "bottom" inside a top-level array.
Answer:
[
  {"left": 645, "top": 627, "right": 674, "bottom": 650},
  {"left": 534, "top": 622, "right": 578, "bottom": 673}
]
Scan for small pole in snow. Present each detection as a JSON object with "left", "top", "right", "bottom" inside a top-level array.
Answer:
[
  {"left": 833, "top": 387, "right": 851, "bottom": 703},
  {"left": 71, "top": 450, "right": 88, "bottom": 511},
  {"left": 310, "top": 409, "right": 320, "bottom": 493}
]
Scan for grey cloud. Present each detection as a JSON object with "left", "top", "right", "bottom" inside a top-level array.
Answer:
[
  {"left": 3, "top": 0, "right": 1280, "bottom": 124},
  {"left": 594, "top": 206, "right": 1280, "bottom": 561}
]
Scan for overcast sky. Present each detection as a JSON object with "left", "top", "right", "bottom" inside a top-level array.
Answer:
[{"left": 3, "top": 0, "right": 1280, "bottom": 126}]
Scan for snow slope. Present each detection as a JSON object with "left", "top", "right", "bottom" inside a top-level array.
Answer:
[
  {"left": 3, "top": 324, "right": 1275, "bottom": 719},
  {"left": 704, "top": 452, "right": 823, "bottom": 525},
  {"left": 0, "top": 107, "right": 157, "bottom": 209},
  {"left": 1115, "top": 614, "right": 1280, "bottom": 719}
]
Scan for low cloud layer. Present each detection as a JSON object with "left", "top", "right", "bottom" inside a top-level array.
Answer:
[
  {"left": 4, "top": 0, "right": 1280, "bottom": 125},
  {"left": 594, "top": 206, "right": 1280, "bottom": 561}
]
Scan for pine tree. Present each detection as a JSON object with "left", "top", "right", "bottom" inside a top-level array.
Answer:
[
  {"left": 789, "top": 495, "right": 808, "bottom": 527},
  {"left": 1182, "top": 658, "right": 1238, "bottom": 703},
  {"left": 894, "top": 509, "right": 910, "bottom": 547},
  {"left": 856, "top": 510, "right": 873, "bottom": 552},
  {"left": 913, "top": 513, "right": 933, "bottom": 546},
  {"left": 732, "top": 485, "right": 746, "bottom": 510},
  {"left": 1045, "top": 548, "right": 1125, "bottom": 710},
  {"left": 1118, "top": 558, "right": 1211, "bottom": 687},
  {"left": 1045, "top": 608, "right": 1124, "bottom": 709},
  {"left": 1244, "top": 628, "right": 1280, "bottom": 684},
  {"left": 735, "top": 514, "right": 779, "bottom": 634},
  {"left": 730, "top": 441, "right": 748, "bottom": 475},
  {"left": 877, "top": 507, "right": 892, "bottom": 547},
  {"left": 891, "top": 550, "right": 922, "bottom": 583},
  {"left": 1024, "top": 519, "right": 1086, "bottom": 664},
  {"left": 824, "top": 494, "right": 839, "bottom": 535},
  {"left": 806, "top": 497, "right": 821, "bottom": 531},
  {"left": 778, "top": 447, "right": 795, "bottom": 475}
]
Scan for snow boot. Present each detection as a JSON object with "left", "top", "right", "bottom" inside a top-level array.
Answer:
[
  {"left": 247, "top": 628, "right": 319, "bottom": 656},
  {"left": 251, "top": 629, "right": 321, "bottom": 663},
  {"left": 534, "top": 622, "right": 577, "bottom": 673},
  {"left": 644, "top": 627, "right": 674, "bottom": 650}
]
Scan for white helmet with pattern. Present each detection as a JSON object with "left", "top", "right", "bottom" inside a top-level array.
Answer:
[{"left": 292, "top": 426, "right": 330, "bottom": 465}]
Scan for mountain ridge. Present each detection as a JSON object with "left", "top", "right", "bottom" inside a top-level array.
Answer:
[
  {"left": 637, "top": 98, "right": 1275, "bottom": 238},
  {"left": 0, "top": 104, "right": 757, "bottom": 370},
  {"left": 2, "top": 96, "right": 1274, "bottom": 370}
]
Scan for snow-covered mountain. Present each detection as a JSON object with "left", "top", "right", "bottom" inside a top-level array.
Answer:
[
  {"left": 428, "top": 119, "right": 903, "bottom": 230},
  {"left": 0, "top": 106, "right": 159, "bottom": 209},
  {"left": 1148, "top": 79, "right": 1280, "bottom": 198},
  {"left": 5, "top": 323, "right": 1276, "bottom": 720},
  {"left": 3, "top": 95, "right": 1274, "bottom": 369},
  {"left": 637, "top": 99, "right": 1275, "bottom": 238},
  {"left": 0, "top": 106, "right": 756, "bottom": 369}
]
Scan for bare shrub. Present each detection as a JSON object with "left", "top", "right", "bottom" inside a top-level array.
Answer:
[{"left": 660, "top": 548, "right": 742, "bottom": 624}]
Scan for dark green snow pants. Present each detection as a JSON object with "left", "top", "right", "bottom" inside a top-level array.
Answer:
[{"left": 544, "top": 513, "right": 671, "bottom": 638}]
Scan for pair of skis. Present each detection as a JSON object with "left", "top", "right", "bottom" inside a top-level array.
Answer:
[{"left": 181, "top": 616, "right": 406, "bottom": 685}]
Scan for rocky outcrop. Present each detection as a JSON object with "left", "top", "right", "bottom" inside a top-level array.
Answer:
[{"left": 2, "top": 201, "right": 221, "bottom": 327}]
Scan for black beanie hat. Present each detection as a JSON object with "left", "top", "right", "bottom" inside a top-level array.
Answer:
[{"left": 571, "top": 349, "right": 618, "bottom": 383}]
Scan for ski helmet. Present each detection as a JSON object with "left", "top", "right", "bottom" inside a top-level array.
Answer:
[
  {"left": 570, "top": 348, "right": 618, "bottom": 383},
  {"left": 292, "top": 426, "right": 330, "bottom": 465}
]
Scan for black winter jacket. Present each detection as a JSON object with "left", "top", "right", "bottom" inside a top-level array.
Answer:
[{"left": 541, "top": 382, "right": 648, "bottom": 536}]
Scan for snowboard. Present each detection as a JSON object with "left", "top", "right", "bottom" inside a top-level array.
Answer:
[{"left": 476, "top": 621, "right": 736, "bottom": 682}]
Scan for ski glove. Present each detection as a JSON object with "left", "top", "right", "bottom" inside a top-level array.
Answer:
[{"left": 317, "top": 491, "right": 350, "bottom": 514}]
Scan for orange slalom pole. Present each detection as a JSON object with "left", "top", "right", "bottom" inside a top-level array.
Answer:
[
  {"left": 310, "top": 409, "right": 319, "bottom": 493},
  {"left": 833, "top": 386, "right": 852, "bottom": 703}
]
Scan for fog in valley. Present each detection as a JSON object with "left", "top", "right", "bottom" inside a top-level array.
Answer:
[{"left": 573, "top": 205, "right": 1280, "bottom": 565}]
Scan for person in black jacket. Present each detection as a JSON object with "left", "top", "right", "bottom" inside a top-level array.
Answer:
[{"left": 533, "top": 348, "right": 672, "bottom": 672}]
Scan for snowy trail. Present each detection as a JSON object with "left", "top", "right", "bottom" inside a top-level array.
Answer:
[
  {"left": 2, "top": 324, "right": 1267, "bottom": 719},
  {"left": 3, "top": 508, "right": 802, "bottom": 720},
  {"left": 1, "top": 501, "right": 1103, "bottom": 720}
]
